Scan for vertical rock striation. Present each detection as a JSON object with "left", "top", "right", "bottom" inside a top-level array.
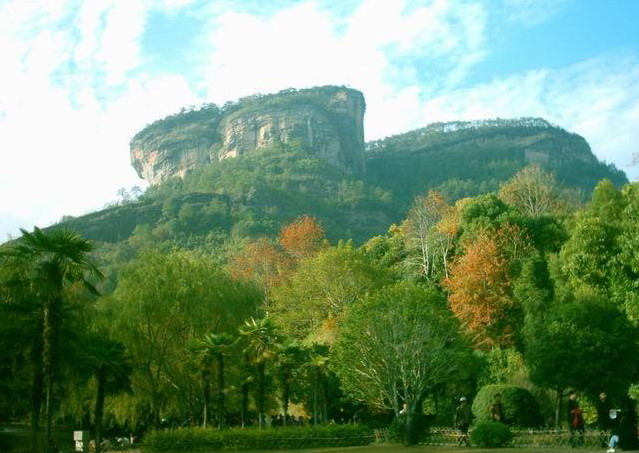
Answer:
[{"left": 130, "top": 86, "right": 366, "bottom": 186}]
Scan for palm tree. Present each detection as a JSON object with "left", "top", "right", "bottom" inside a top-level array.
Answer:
[
  {"left": 187, "top": 341, "right": 213, "bottom": 428},
  {"left": 239, "top": 317, "right": 279, "bottom": 429},
  {"left": 0, "top": 227, "right": 102, "bottom": 453},
  {"left": 274, "top": 342, "right": 305, "bottom": 425},
  {"left": 0, "top": 279, "right": 43, "bottom": 453},
  {"left": 193, "top": 333, "right": 235, "bottom": 428},
  {"left": 84, "top": 335, "right": 132, "bottom": 453},
  {"left": 304, "top": 346, "right": 330, "bottom": 426}
]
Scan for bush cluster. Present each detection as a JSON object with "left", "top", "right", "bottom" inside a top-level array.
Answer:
[
  {"left": 142, "top": 425, "right": 373, "bottom": 452},
  {"left": 472, "top": 384, "right": 542, "bottom": 427},
  {"left": 470, "top": 421, "right": 513, "bottom": 447}
]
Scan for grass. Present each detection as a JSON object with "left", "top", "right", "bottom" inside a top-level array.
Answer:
[{"left": 136, "top": 445, "right": 623, "bottom": 453}]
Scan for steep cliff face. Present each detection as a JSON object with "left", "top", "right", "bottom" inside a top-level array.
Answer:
[
  {"left": 130, "top": 86, "right": 365, "bottom": 185},
  {"left": 129, "top": 105, "right": 223, "bottom": 186}
]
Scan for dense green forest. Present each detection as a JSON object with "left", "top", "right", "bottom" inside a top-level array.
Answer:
[{"left": 2, "top": 163, "right": 639, "bottom": 450}]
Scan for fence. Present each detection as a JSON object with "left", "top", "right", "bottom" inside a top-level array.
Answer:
[{"left": 424, "top": 427, "right": 609, "bottom": 449}]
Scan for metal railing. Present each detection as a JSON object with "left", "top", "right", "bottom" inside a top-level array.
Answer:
[{"left": 422, "top": 426, "right": 610, "bottom": 449}]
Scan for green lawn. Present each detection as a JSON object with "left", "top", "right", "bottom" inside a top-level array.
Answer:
[{"left": 135, "top": 445, "right": 617, "bottom": 453}]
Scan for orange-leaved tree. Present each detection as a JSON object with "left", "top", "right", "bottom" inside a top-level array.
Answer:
[
  {"left": 278, "top": 215, "right": 326, "bottom": 260},
  {"left": 444, "top": 230, "right": 517, "bottom": 349},
  {"left": 228, "top": 238, "right": 292, "bottom": 302}
]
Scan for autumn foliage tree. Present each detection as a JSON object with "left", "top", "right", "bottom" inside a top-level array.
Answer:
[
  {"left": 444, "top": 230, "right": 519, "bottom": 349},
  {"left": 228, "top": 238, "right": 291, "bottom": 301},
  {"left": 278, "top": 215, "right": 326, "bottom": 260}
]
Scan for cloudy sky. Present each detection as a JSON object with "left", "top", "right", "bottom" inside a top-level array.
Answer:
[{"left": 1, "top": 0, "right": 638, "bottom": 241}]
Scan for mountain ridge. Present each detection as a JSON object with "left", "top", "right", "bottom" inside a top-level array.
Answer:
[{"left": 52, "top": 86, "right": 626, "bottom": 246}]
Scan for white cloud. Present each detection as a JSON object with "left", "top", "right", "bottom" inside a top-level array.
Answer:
[
  {"left": 197, "top": 0, "right": 488, "bottom": 138},
  {"left": 0, "top": 0, "right": 203, "bottom": 241},
  {"left": 500, "top": 0, "right": 572, "bottom": 27}
]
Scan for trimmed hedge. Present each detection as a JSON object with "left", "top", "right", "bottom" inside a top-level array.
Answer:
[
  {"left": 142, "top": 425, "right": 374, "bottom": 451},
  {"left": 471, "top": 421, "right": 513, "bottom": 447},
  {"left": 472, "top": 384, "right": 542, "bottom": 427}
]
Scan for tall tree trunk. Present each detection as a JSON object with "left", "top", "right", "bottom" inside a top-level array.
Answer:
[
  {"left": 217, "top": 353, "right": 225, "bottom": 429},
  {"left": 43, "top": 298, "right": 56, "bottom": 453},
  {"left": 404, "top": 410, "right": 416, "bottom": 446},
  {"left": 94, "top": 366, "right": 107, "bottom": 453},
  {"left": 146, "top": 366, "right": 161, "bottom": 429},
  {"left": 256, "top": 362, "right": 265, "bottom": 429},
  {"left": 281, "top": 368, "right": 290, "bottom": 426},
  {"left": 555, "top": 388, "right": 563, "bottom": 429},
  {"left": 241, "top": 382, "right": 249, "bottom": 428},
  {"left": 321, "top": 374, "right": 328, "bottom": 424},
  {"left": 202, "top": 369, "right": 211, "bottom": 428},
  {"left": 30, "top": 364, "right": 43, "bottom": 453},
  {"left": 404, "top": 396, "right": 425, "bottom": 446},
  {"left": 312, "top": 369, "right": 318, "bottom": 426},
  {"left": 241, "top": 355, "right": 250, "bottom": 428}
]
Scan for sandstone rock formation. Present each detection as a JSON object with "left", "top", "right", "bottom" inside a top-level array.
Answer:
[{"left": 130, "top": 86, "right": 365, "bottom": 186}]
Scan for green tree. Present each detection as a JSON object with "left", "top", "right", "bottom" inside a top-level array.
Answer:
[
  {"left": 270, "top": 242, "right": 390, "bottom": 340},
  {"left": 498, "top": 165, "right": 567, "bottom": 217},
  {"left": 302, "top": 345, "right": 331, "bottom": 426},
  {"left": 0, "top": 228, "right": 102, "bottom": 453},
  {"left": 332, "top": 281, "right": 471, "bottom": 444},
  {"left": 525, "top": 290, "right": 639, "bottom": 427},
  {"left": 274, "top": 342, "right": 305, "bottom": 425},
  {"left": 239, "top": 317, "right": 279, "bottom": 429},
  {"left": 193, "top": 333, "right": 235, "bottom": 428},
  {"left": 559, "top": 180, "right": 624, "bottom": 292},
  {"left": 83, "top": 335, "right": 131, "bottom": 453},
  {"left": 105, "top": 250, "right": 258, "bottom": 426},
  {"left": 618, "top": 183, "right": 639, "bottom": 322}
]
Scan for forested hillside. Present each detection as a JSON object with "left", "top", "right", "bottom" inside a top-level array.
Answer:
[
  {"left": 55, "top": 118, "right": 626, "bottom": 251},
  {"left": 366, "top": 118, "right": 626, "bottom": 216}
]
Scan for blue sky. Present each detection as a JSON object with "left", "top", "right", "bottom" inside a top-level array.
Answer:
[{"left": 1, "top": 0, "right": 638, "bottom": 241}]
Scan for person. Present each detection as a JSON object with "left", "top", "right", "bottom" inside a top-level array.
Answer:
[
  {"left": 597, "top": 392, "right": 612, "bottom": 447},
  {"left": 568, "top": 392, "right": 585, "bottom": 447},
  {"left": 607, "top": 409, "right": 621, "bottom": 453},
  {"left": 597, "top": 393, "right": 612, "bottom": 430},
  {"left": 489, "top": 393, "right": 506, "bottom": 423},
  {"left": 455, "top": 397, "right": 472, "bottom": 446}
]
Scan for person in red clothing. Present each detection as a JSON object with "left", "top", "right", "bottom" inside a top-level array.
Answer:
[{"left": 568, "top": 392, "right": 585, "bottom": 447}]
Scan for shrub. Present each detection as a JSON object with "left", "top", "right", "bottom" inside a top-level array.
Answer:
[
  {"left": 470, "top": 421, "right": 513, "bottom": 447},
  {"left": 472, "top": 384, "right": 542, "bottom": 427},
  {"left": 142, "top": 425, "right": 373, "bottom": 452}
]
